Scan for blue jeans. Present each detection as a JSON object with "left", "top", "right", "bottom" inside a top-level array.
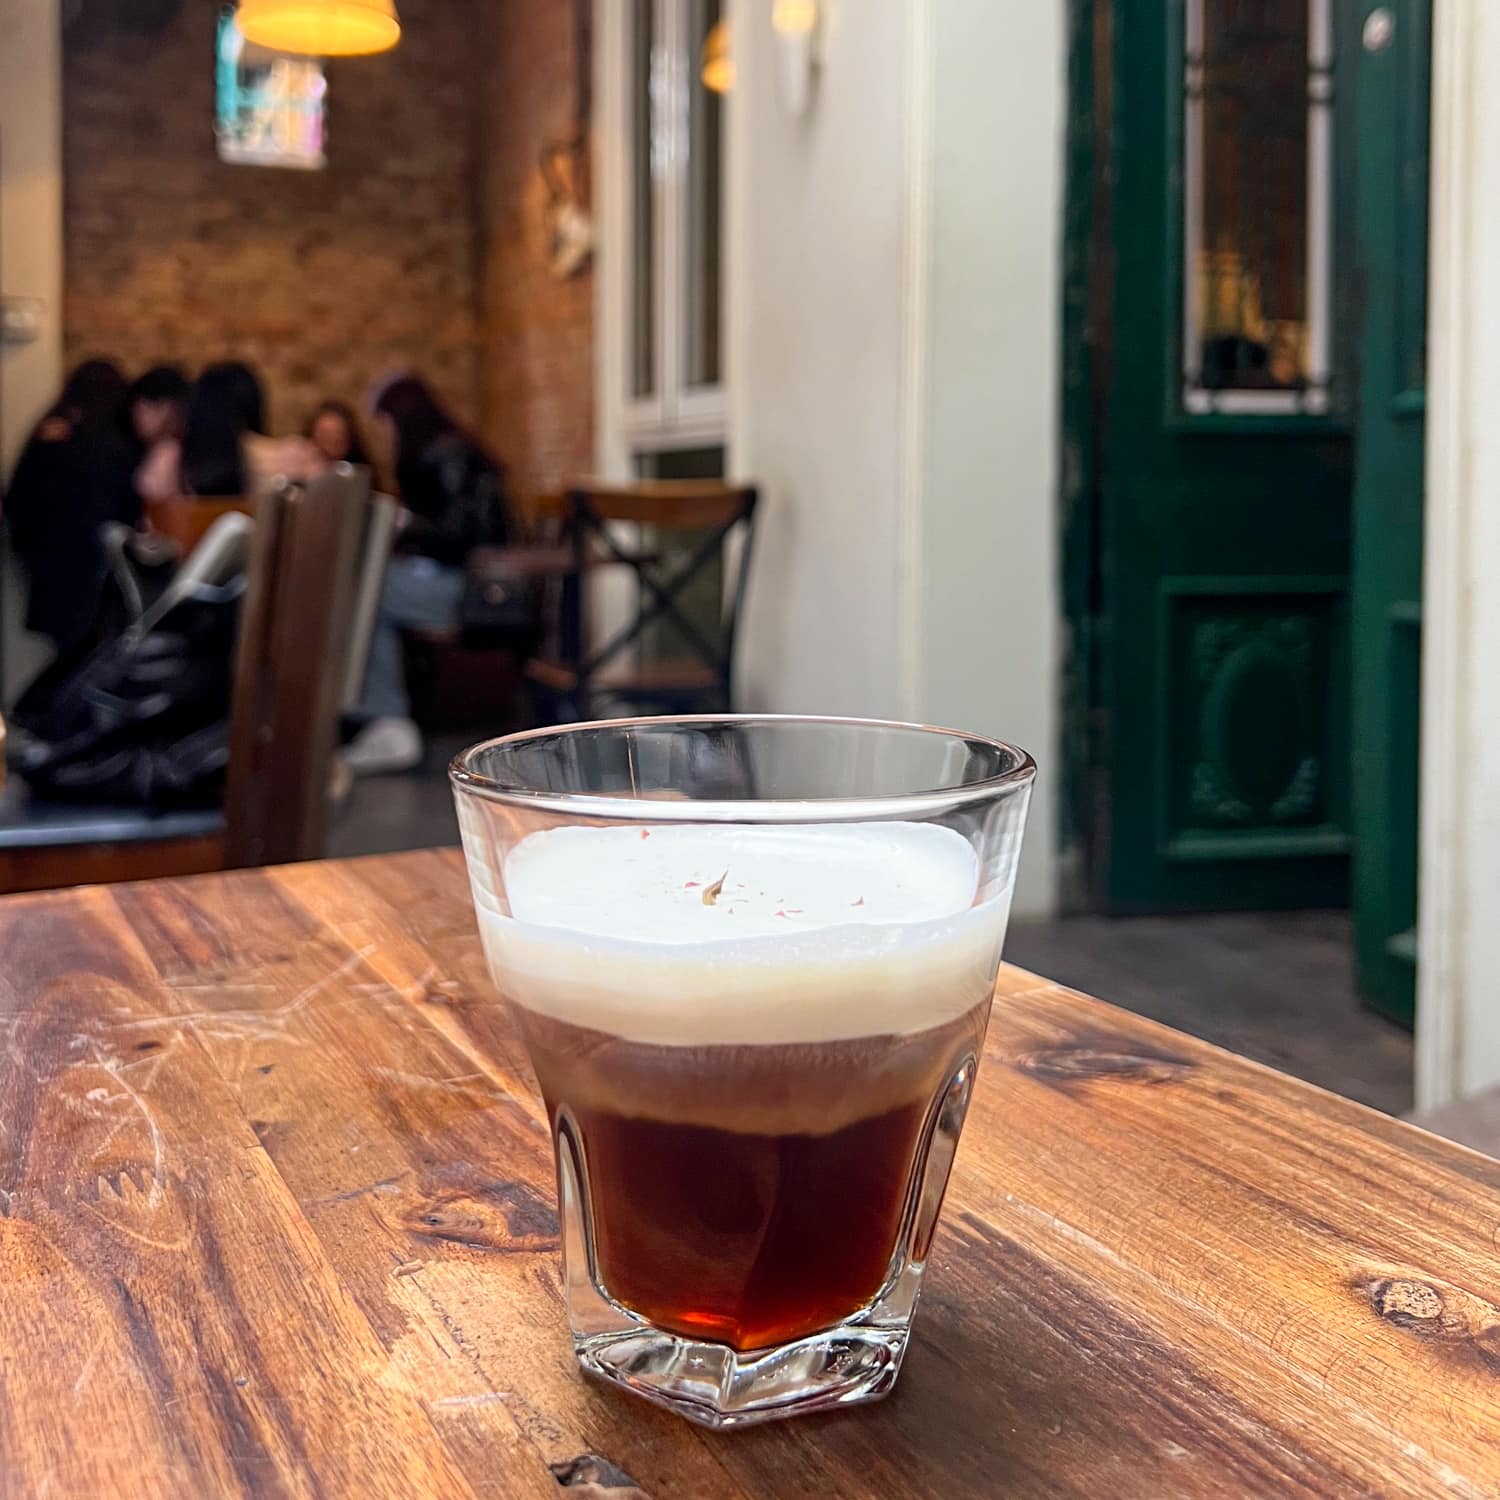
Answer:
[{"left": 358, "top": 555, "right": 465, "bottom": 720}]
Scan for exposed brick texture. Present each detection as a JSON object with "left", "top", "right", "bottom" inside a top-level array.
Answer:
[
  {"left": 476, "top": 0, "right": 595, "bottom": 502},
  {"left": 62, "top": 0, "right": 485, "bottom": 435},
  {"left": 61, "top": 0, "right": 594, "bottom": 496}
]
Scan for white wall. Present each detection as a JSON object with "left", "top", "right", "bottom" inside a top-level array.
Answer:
[
  {"left": 909, "top": 0, "right": 1064, "bottom": 915},
  {"left": 1417, "top": 0, "right": 1500, "bottom": 1107},
  {"left": 0, "top": 0, "right": 64, "bottom": 473},
  {"left": 728, "top": 0, "right": 1064, "bottom": 913},
  {"left": 728, "top": 0, "right": 913, "bottom": 720},
  {"left": 0, "top": 0, "right": 64, "bottom": 704}
]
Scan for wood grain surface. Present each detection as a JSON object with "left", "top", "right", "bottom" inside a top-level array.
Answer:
[{"left": 2, "top": 848, "right": 1498, "bottom": 1497}]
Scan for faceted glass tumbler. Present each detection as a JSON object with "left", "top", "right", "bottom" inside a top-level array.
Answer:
[{"left": 452, "top": 716, "right": 1034, "bottom": 1427}]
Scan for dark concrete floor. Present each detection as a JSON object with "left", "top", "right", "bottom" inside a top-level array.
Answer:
[
  {"left": 327, "top": 729, "right": 469, "bottom": 861},
  {"left": 1005, "top": 912, "right": 1413, "bottom": 1117},
  {"left": 330, "top": 742, "right": 1415, "bottom": 1120}
]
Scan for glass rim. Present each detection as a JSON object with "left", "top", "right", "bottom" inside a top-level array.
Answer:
[{"left": 448, "top": 713, "right": 1036, "bottom": 824}]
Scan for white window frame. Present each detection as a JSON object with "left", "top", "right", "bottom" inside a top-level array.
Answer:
[
  {"left": 1181, "top": 0, "right": 1333, "bottom": 417},
  {"left": 599, "top": 0, "right": 728, "bottom": 469}
]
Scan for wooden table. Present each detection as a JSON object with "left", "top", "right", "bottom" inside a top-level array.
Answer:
[{"left": 4, "top": 850, "right": 1499, "bottom": 1498}]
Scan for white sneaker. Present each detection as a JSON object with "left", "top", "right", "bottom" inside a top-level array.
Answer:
[{"left": 342, "top": 716, "right": 424, "bottom": 776}]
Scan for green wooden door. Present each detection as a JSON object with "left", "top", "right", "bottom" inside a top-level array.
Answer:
[
  {"left": 1080, "top": 0, "right": 1355, "bottom": 912},
  {"left": 1348, "top": 0, "right": 1427, "bottom": 1025}
]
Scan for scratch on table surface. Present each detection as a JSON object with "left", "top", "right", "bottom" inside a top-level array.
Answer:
[
  {"left": 317, "top": 1173, "right": 411, "bottom": 1207},
  {"left": 371, "top": 1067, "right": 496, "bottom": 1095},
  {"left": 94, "top": 947, "right": 379, "bottom": 1047},
  {"left": 78, "top": 1045, "right": 176, "bottom": 1155},
  {"left": 91, "top": 1045, "right": 165, "bottom": 1207},
  {"left": 71, "top": 1336, "right": 106, "bottom": 1404},
  {"left": 430, "top": 1391, "right": 510, "bottom": 1409}
]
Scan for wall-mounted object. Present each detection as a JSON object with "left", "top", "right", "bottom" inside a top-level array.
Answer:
[
  {"left": 543, "top": 138, "right": 595, "bottom": 280},
  {"left": 772, "top": 0, "right": 820, "bottom": 119},
  {"left": 541, "top": 0, "right": 594, "bottom": 279},
  {"left": 217, "top": 13, "right": 327, "bottom": 169},
  {"left": 701, "top": 18, "right": 732, "bottom": 93},
  {"left": 0, "top": 297, "right": 45, "bottom": 346},
  {"left": 235, "top": 0, "right": 400, "bottom": 58}
]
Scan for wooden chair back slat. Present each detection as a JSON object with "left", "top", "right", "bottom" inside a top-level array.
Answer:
[
  {"left": 567, "top": 480, "right": 755, "bottom": 531},
  {"left": 224, "top": 466, "right": 372, "bottom": 868}
]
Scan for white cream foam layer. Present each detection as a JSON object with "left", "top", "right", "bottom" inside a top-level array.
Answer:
[{"left": 474, "top": 823, "right": 1011, "bottom": 1046}]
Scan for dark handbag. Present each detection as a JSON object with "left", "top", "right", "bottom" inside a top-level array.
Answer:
[
  {"left": 10, "top": 524, "right": 180, "bottom": 731},
  {"left": 459, "top": 550, "right": 543, "bottom": 638},
  {"left": 11, "top": 573, "right": 244, "bottom": 811}
]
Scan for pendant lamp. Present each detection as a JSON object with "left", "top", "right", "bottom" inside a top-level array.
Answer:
[{"left": 235, "top": 0, "right": 401, "bottom": 58}]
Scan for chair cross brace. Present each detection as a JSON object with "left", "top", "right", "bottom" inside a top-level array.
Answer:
[{"left": 574, "top": 508, "right": 738, "bottom": 684}]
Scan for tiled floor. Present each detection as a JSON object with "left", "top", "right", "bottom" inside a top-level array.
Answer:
[{"left": 330, "top": 743, "right": 1415, "bottom": 1119}]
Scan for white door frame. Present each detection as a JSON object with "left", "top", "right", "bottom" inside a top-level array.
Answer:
[{"left": 1416, "top": 0, "right": 1500, "bottom": 1108}]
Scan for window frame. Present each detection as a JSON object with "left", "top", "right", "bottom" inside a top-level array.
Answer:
[{"left": 618, "top": 0, "right": 728, "bottom": 450}]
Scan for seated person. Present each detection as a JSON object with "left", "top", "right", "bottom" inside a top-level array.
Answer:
[
  {"left": 127, "top": 364, "right": 190, "bottom": 453},
  {"left": 343, "top": 375, "right": 511, "bottom": 775},
  {"left": 138, "top": 361, "right": 325, "bottom": 502},
  {"left": 305, "top": 398, "right": 374, "bottom": 472},
  {"left": 4, "top": 359, "right": 134, "bottom": 653}
]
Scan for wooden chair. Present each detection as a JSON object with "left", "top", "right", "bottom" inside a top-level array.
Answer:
[
  {"left": 525, "top": 481, "right": 759, "bottom": 722},
  {"left": 0, "top": 467, "right": 382, "bottom": 894}
]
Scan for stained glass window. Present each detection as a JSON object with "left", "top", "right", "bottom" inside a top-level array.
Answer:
[{"left": 216, "top": 10, "right": 327, "bottom": 171}]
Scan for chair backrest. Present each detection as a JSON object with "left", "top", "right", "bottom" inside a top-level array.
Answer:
[
  {"left": 340, "top": 492, "right": 399, "bottom": 714},
  {"left": 223, "top": 465, "right": 374, "bottom": 869},
  {"left": 562, "top": 480, "right": 759, "bottom": 687}
]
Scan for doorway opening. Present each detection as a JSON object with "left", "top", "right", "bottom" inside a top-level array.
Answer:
[{"left": 1053, "top": 0, "right": 1428, "bottom": 1078}]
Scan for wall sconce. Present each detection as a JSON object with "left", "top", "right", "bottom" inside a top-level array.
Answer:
[
  {"left": 701, "top": 18, "right": 732, "bottom": 94},
  {"left": 772, "top": 0, "right": 820, "bottom": 119},
  {"left": 235, "top": 0, "right": 401, "bottom": 58}
]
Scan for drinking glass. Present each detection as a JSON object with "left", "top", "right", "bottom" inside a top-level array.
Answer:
[{"left": 452, "top": 716, "right": 1034, "bottom": 1427}]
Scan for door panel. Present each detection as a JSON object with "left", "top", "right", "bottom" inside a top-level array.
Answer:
[
  {"left": 1095, "top": 0, "right": 1354, "bottom": 912},
  {"left": 1348, "top": 0, "right": 1427, "bottom": 1024}
]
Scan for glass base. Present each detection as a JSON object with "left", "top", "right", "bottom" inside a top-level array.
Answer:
[
  {"left": 575, "top": 1322, "right": 909, "bottom": 1429},
  {"left": 553, "top": 1058, "right": 977, "bottom": 1428}
]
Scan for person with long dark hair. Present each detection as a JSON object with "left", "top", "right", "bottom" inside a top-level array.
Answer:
[
  {"left": 127, "top": 365, "right": 191, "bottom": 449},
  {"left": 344, "top": 374, "right": 511, "bottom": 774},
  {"left": 118, "top": 364, "right": 190, "bottom": 513},
  {"left": 3, "top": 358, "right": 133, "bottom": 652},
  {"left": 138, "top": 361, "right": 323, "bottom": 501},
  {"left": 181, "top": 360, "right": 265, "bottom": 496},
  {"left": 305, "top": 399, "right": 372, "bottom": 470}
]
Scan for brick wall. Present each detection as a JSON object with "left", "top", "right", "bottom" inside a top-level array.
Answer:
[
  {"left": 62, "top": 0, "right": 483, "bottom": 435},
  {"left": 477, "top": 0, "right": 595, "bottom": 502}
]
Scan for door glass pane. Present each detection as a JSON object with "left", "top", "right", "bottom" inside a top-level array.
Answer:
[
  {"left": 629, "top": 0, "right": 657, "bottom": 399},
  {"left": 1183, "top": 0, "right": 1332, "bottom": 414},
  {"left": 684, "top": 0, "right": 724, "bottom": 389}
]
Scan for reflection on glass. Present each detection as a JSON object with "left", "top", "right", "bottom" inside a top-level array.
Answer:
[
  {"left": 629, "top": 0, "right": 657, "bottom": 399},
  {"left": 1183, "top": 0, "right": 1331, "bottom": 413},
  {"left": 684, "top": 0, "right": 724, "bottom": 389}
]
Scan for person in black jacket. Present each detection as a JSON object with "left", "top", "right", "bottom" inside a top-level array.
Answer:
[
  {"left": 3, "top": 359, "right": 133, "bottom": 654},
  {"left": 344, "top": 375, "right": 511, "bottom": 774}
]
